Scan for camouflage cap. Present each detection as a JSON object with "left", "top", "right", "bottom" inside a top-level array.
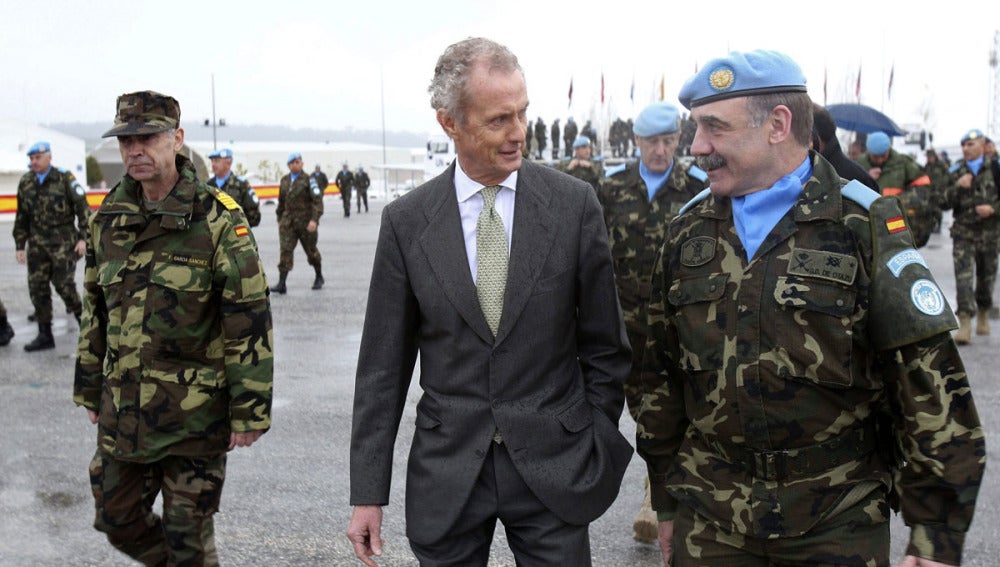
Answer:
[{"left": 101, "top": 90, "right": 181, "bottom": 138}]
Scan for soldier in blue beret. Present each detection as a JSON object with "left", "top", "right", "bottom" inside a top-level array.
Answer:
[
  {"left": 273, "top": 153, "right": 324, "bottom": 292},
  {"left": 555, "top": 135, "right": 604, "bottom": 192},
  {"left": 637, "top": 49, "right": 984, "bottom": 566},
  {"left": 206, "top": 148, "right": 261, "bottom": 227},
  {"left": 13, "top": 140, "right": 91, "bottom": 351}
]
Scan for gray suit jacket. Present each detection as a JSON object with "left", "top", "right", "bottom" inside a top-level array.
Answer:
[{"left": 349, "top": 160, "right": 633, "bottom": 544}]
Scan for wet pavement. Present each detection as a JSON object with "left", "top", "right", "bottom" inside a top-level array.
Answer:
[{"left": 1, "top": 195, "right": 997, "bottom": 566}]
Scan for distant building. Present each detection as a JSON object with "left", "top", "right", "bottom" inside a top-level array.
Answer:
[{"left": 1, "top": 116, "right": 86, "bottom": 196}]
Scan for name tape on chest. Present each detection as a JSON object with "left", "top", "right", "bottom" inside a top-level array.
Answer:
[{"left": 788, "top": 248, "right": 858, "bottom": 285}]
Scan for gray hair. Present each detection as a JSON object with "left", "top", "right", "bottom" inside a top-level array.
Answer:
[
  {"left": 746, "top": 92, "right": 814, "bottom": 147},
  {"left": 428, "top": 37, "right": 522, "bottom": 125}
]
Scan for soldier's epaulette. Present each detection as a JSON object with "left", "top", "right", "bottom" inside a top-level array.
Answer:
[
  {"left": 237, "top": 175, "right": 247, "bottom": 183},
  {"left": 686, "top": 164, "right": 708, "bottom": 182},
  {"left": 604, "top": 163, "right": 627, "bottom": 177},
  {"left": 948, "top": 162, "right": 962, "bottom": 174},
  {"left": 840, "top": 179, "right": 879, "bottom": 211},
  {"left": 212, "top": 188, "right": 241, "bottom": 211},
  {"left": 678, "top": 187, "right": 712, "bottom": 215}
]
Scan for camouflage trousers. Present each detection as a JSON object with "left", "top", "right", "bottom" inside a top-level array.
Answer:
[
  {"left": 671, "top": 487, "right": 889, "bottom": 566},
  {"left": 951, "top": 235, "right": 999, "bottom": 315},
  {"left": 26, "top": 240, "right": 82, "bottom": 323},
  {"left": 624, "top": 325, "right": 647, "bottom": 421},
  {"left": 277, "top": 218, "right": 321, "bottom": 274},
  {"left": 89, "top": 450, "right": 227, "bottom": 567}
]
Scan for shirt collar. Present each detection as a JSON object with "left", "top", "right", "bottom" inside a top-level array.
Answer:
[{"left": 455, "top": 161, "right": 518, "bottom": 203}]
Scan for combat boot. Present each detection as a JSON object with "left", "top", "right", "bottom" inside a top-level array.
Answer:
[
  {"left": 977, "top": 310, "right": 990, "bottom": 336},
  {"left": 24, "top": 322, "right": 54, "bottom": 352},
  {"left": 312, "top": 267, "right": 325, "bottom": 290},
  {"left": 0, "top": 317, "right": 14, "bottom": 347},
  {"left": 955, "top": 314, "right": 972, "bottom": 345},
  {"left": 271, "top": 272, "right": 288, "bottom": 294}
]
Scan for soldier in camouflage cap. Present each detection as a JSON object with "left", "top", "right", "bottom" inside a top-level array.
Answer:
[
  {"left": 14, "top": 140, "right": 91, "bottom": 351},
  {"left": 596, "top": 100, "right": 707, "bottom": 545},
  {"left": 637, "top": 50, "right": 984, "bottom": 566},
  {"left": 75, "top": 90, "right": 273, "bottom": 566}
]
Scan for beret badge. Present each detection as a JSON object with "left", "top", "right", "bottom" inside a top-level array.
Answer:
[{"left": 709, "top": 67, "right": 735, "bottom": 92}]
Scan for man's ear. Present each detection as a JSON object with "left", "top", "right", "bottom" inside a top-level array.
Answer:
[
  {"left": 768, "top": 105, "right": 792, "bottom": 144},
  {"left": 437, "top": 109, "right": 457, "bottom": 139}
]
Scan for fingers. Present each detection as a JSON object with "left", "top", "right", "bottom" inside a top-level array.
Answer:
[{"left": 347, "top": 523, "right": 382, "bottom": 566}]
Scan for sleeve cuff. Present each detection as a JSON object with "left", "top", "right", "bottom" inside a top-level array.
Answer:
[{"left": 906, "top": 524, "right": 967, "bottom": 566}]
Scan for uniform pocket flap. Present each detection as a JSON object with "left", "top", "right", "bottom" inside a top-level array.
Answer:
[{"left": 668, "top": 273, "right": 728, "bottom": 307}]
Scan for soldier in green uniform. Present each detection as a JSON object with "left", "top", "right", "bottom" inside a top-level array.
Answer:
[
  {"left": 940, "top": 128, "right": 999, "bottom": 343},
  {"left": 638, "top": 50, "right": 984, "bottom": 567},
  {"left": 0, "top": 297, "right": 14, "bottom": 346},
  {"left": 206, "top": 147, "right": 261, "bottom": 227},
  {"left": 74, "top": 90, "right": 273, "bottom": 566},
  {"left": 335, "top": 162, "right": 354, "bottom": 218},
  {"left": 857, "top": 131, "right": 937, "bottom": 247},
  {"left": 923, "top": 149, "right": 950, "bottom": 233},
  {"left": 354, "top": 165, "right": 370, "bottom": 213},
  {"left": 596, "top": 101, "right": 707, "bottom": 545},
  {"left": 556, "top": 135, "right": 604, "bottom": 192},
  {"left": 13, "top": 141, "right": 90, "bottom": 351},
  {"left": 272, "top": 152, "right": 324, "bottom": 293}
]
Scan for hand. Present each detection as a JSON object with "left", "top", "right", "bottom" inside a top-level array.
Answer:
[
  {"left": 893, "top": 555, "right": 955, "bottom": 567},
  {"left": 15, "top": 250, "right": 26, "bottom": 265},
  {"left": 974, "top": 204, "right": 994, "bottom": 218},
  {"left": 658, "top": 520, "right": 674, "bottom": 566},
  {"left": 75, "top": 240, "right": 86, "bottom": 258},
  {"left": 868, "top": 167, "right": 882, "bottom": 180},
  {"left": 228, "top": 430, "right": 264, "bottom": 450},
  {"left": 86, "top": 409, "right": 99, "bottom": 424},
  {"left": 307, "top": 220, "right": 318, "bottom": 233},
  {"left": 957, "top": 173, "right": 973, "bottom": 188},
  {"left": 347, "top": 505, "right": 384, "bottom": 566}
]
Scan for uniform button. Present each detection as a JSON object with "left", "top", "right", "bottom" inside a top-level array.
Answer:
[
  {"left": 835, "top": 299, "right": 845, "bottom": 307},
  {"left": 709, "top": 284, "right": 716, "bottom": 292},
  {"left": 491, "top": 399, "right": 501, "bottom": 409}
]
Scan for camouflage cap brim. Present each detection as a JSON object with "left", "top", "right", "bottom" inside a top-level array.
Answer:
[{"left": 101, "top": 119, "right": 177, "bottom": 138}]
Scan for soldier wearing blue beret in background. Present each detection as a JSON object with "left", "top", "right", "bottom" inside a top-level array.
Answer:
[
  {"left": 13, "top": 140, "right": 91, "bottom": 351},
  {"left": 273, "top": 152, "right": 324, "bottom": 293},
  {"left": 206, "top": 148, "right": 261, "bottom": 227},
  {"left": 596, "top": 100, "right": 707, "bottom": 545},
  {"left": 636, "top": 49, "right": 984, "bottom": 567},
  {"left": 556, "top": 135, "right": 604, "bottom": 191},
  {"left": 939, "top": 128, "right": 999, "bottom": 344}
]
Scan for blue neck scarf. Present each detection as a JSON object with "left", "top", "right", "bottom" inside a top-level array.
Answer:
[
  {"left": 967, "top": 155, "right": 983, "bottom": 176},
  {"left": 35, "top": 166, "right": 52, "bottom": 185},
  {"left": 290, "top": 172, "right": 300, "bottom": 182},
  {"left": 215, "top": 172, "right": 232, "bottom": 187},
  {"left": 640, "top": 161, "right": 673, "bottom": 202},
  {"left": 732, "top": 157, "right": 811, "bottom": 261}
]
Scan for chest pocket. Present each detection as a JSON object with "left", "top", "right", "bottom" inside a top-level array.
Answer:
[
  {"left": 773, "top": 276, "right": 857, "bottom": 387},
  {"left": 667, "top": 273, "right": 728, "bottom": 371}
]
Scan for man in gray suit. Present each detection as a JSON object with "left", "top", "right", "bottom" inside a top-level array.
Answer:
[{"left": 346, "top": 37, "right": 633, "bottom": 566}]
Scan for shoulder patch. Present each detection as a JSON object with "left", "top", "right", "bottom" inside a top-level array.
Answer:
[
  {"left": 604, "top": 163, "right": 627, "bottom": 177},
  {"left": 213, "top": 188, "right": 240, "bottom": 211},
  {"left": 686, "top": 164, "right": 708, "bottom": 182},
  {"left": 841, "top": 179, "right": 879, "bottom": 211},
  {"left": 678, "top": 187, "right": 712, "bottom": 215}
]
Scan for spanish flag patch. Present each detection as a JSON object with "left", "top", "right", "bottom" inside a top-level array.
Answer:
[
  {"left": 886, "top": 216, "right": 906, "bottom": 234},
  {"left": 235, "top": 225, "right": 249, "bottom": 237}
]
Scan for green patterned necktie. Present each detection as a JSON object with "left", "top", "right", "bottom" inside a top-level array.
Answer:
[{"left": 476, "top": 185, "right": 507, "bottom": 337}]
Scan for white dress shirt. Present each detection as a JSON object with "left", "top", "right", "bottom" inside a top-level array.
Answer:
[{"left": 454, "top": 162, "right": 517, "bottom": 284}]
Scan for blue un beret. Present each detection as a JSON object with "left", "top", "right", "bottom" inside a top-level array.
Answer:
[
  {"left": 287, "top": 151, "right": 302, "bottom": 164},
  {"left": 573, "top": 135, "right": 591, "bottom": 148},
  {"left": 961, "top": 129, "right": 985, "bottom": 144},
  {"left": 27, "top": 141, "right": 51, "bottom": 156},
  {"left": 678, "top": 49, "right": 807, "bottom": 110},
  {"left": 208, "top": 148, "right": 233, "bottom": 159},
  {"left": 633, "top": 102, "right": 680, "bottom": 137},
  {"left": 866, "top": 132, "right": 891, "bottom": 155}
]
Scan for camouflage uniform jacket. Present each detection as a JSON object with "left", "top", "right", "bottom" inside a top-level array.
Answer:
[
  {"left": 638, "top": 153, "right": 984, "bottom": 564},
  {"left": 208, "top": 174, "right": 261, "bottom": 227},
  {"left": 596, "top": 159, "right": 707, "bottom": 333},
  {"left": 276, "top": 172, "right": 323, "bottom": 223},
  {"left": 74, "top": 155, "right": 274, "bottom": 463},
  {"left": 942, "top": 156, "right": 1000, "bottom": 241},
  {"left": 557, "top": 158, "right": 604, "bottom": 192},
  {"left": 14, "top": 167, "right": 90, "bottom": 249},
  {"left": 857, "top": 149, "right": 935, "bottom": 245}
]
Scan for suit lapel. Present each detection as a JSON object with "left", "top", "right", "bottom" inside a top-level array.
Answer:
[
  {"left": 418, "top": 168, "right": 495, "bottom": 344},
  {"left": 496, "top": 162, "right": 555, "bottom": 344}
]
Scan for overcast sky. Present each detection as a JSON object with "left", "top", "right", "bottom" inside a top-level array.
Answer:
[{"left": 1, "top": 0, "right": 996, "bottom": 147}]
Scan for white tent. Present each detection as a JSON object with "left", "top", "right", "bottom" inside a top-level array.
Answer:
[{"left": 0, "top": 117, "right": 87, "bottom": 196}]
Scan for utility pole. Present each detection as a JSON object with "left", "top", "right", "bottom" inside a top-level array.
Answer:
[{"left": 989, "top": 30, "right": 1000, "bottom": 139}]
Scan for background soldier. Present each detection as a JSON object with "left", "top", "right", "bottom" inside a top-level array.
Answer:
[
  {"left": 206, "top": 148, "right": 261, "bottom": 227},
  {"left": 940, "top": 128, "right": 1000, "bottom": 343},
  {"left": 563, "top": 116, "right": 578, "bottom": 158},
  {"left": 534, "top": 116, "right": 547, "bottom": 159},
  {"left": 640, "top": 49, "right": 984, "bottom": 566},
  {"left": 74, "top": 90, "right": 273, "bottom": 566},
  {"left": 354, "top": 165, "right": 370, "bottom": 213},
  {"left": 13, "top": 141, "right": 90, "bottom": 352},
  {"left": 335, "top": 162, "right": 354, "bottom": 218},
  {"left": 0, "top": 298, "right": 14, "bottom": 346},
  {"left": 596, "top": 101, "right": 707, "bottom": 545},
  {"left": 857, "top": 131, "right": 937, "bottom": 247},
  {"left": 312, "top": 164, "right": 329, "bottom": 195},
  {"left": 924, "top": 148, "right": 950, "bottom": 233},
  {"left": 273, "top": 152, "right": 324, "bottom": 293},
  {"left": 550, "top": 118, "right": 560, "bottom": 160},
  {"left": 556, "top": 135, "right": 603, "bottom": 191}
]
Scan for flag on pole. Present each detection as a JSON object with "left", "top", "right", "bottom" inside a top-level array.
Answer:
[
  {"left": 600, "top": 72, "right": 605, "bottom": 104},
  {"left": 855, "top": 64, "right": 861, "bottom": 102},
  {"left": 887, "top": 62, "right": 895, "bottom": 101},
  {"left": 630, "top": 75, "right": 635, "bottom": 103},
  {"left": 659, "top": 74, "right": 665, "bottom": 101},
  {"left": 567, "top": 77, "right": 573, "bottom": 109},
  {"left": 823, "top": 65, "right": 828, "bottom": 105}
]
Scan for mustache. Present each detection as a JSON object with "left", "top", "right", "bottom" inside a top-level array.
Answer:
[{"left": 695, "top": 154, "right": 727, "bottom": 170}]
